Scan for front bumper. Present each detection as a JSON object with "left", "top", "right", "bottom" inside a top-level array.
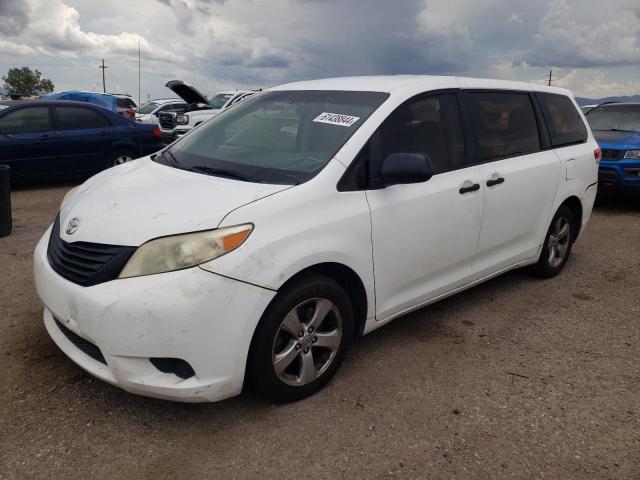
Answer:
[
  {"left": 33, "top": 228, "right": 276, "bottom": 402},
  {"left": 598, "top": 159, "right": 640, "bottom": 194}
]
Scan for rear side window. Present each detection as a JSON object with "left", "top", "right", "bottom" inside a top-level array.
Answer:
[
  {"left": 0, "top": 107, "right": 51, "bottom": 134},
  {"left": 117, "top": 98, "right": 136, "bottom": 109},
  {"left": 465, "top": 92, "right": 540, "bottom": 162},
  {"left": 378, "top": 93, "right": 466, "bottom": 175},
  {"left": 536, "top": 93, "right": 587, "bottom": 147},
  {"left": 55, "top": 107, "right": 111, "bottom": 130}
]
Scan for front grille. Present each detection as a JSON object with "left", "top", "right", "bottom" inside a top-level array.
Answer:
[
  {"left": 54, "top": 317, "right": 107, "bottom": 365},
  {"left": 158, "top": 112, "right": 176, "bottom": 130},
  {"left": 47, "top": 215, "right": 136, "bottom": 287},
  {"left": 601, "top": 149, "right": 625, "bottom": 161}
]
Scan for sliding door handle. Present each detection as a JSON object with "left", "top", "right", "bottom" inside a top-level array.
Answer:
[
  {"left": 486, "top": 177, "right": 505, "bottom": 187},
  {"left": 459, "top": 183, "right": 480, "bottom": 194}
]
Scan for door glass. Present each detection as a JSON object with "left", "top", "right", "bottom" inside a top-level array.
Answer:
[
  {"left": 55, "top": 107, "right": 111, "bottom": 130},
  {"left": 537, "top": 93, "right": 588, "bottom": 146},
  {"left": 0, "top": 107, "right": 51, "bottom": 134},
  {"left": 377, "top": 93, "right": 466, "bottom": 175},
  {"left": 465, "top": 92, "right": 540, "bottom": 162}
]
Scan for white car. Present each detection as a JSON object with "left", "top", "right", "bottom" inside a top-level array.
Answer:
[
  {"left": 134, "top": 98, "right": 187, "bottom": 125},
  {"left": 158, "top": 80, "right": 256, "bottom": 142},
  {"left": 34, "top": 75, "right": 599, "bottom": 403}
]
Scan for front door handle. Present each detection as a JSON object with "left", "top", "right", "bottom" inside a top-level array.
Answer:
[
  {"left": 459, "top": 182, "right": 480, "bottom": 194},
  {"left": 486, "top": 176, "right": 505, "bottom": 187}
]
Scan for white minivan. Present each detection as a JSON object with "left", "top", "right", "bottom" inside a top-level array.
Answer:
[{"left": 34, "top": 76, "right": 600, "bottom": 403}]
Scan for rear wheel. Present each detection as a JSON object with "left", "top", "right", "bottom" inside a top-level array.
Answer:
[
  {"left": 108, "top": 150, "right": 136, "bottom": 167},
  {"left": 530, "top": 205, "right": 575, "bottom": 278},
  {"left": 248, "top": 274, "right": 354, "bottom": 402}
]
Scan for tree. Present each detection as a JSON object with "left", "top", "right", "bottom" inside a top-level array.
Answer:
[{"left": 2, "top": 67, "right": 54, "bottom": 97}]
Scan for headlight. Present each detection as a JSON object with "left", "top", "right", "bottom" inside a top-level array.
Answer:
[
  {"left": 118, "top": 224, "right": 253, "bottom": 279},
  {"left": 176, "top": 114, "right": 189, "bottom": 125},
  {"left": 624, "top": 150, "right": 640, "bottom": 159},
  {"left": 60, "top": 186, "right": 78, "bottom": 208}
]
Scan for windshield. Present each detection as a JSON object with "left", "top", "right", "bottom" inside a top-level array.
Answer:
[
  {"left": 586, "top": 105, "right": 640, "bottom": 132},
  {"left": 154, "top": 90, "right": 389, "bottom": 184},
  {"left": 137, "top": 102, "right": 159, "bottom": 114},
  {"left": 209, "top": 93, "right": 234, "bottom": 109}
]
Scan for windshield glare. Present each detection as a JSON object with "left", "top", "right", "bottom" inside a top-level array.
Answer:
[
  {"left": 586, "top": 105, "right": 640, "bottom": 132},
  {"left": 155, "top": 90, "right": 389, "bottom": 185},
  {"left": 209, "top": 93, "right": 234, "bottom": 109},
  {"left": 137, "top": 102, "right": 159, "bottom": 114}
]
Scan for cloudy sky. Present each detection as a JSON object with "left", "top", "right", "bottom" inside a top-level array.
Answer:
[{"left": 1, "top": 0, "right": 639, "bottom": 102}]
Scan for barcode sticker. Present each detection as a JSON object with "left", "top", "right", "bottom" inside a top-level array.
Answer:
[{"left": 313, "top": 112, "right": 360, "bottom": 127}]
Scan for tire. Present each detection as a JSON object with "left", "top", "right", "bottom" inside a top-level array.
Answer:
[
  {"left": 248, "top": 273, "right": 354, "bottom": 402},
  {"left": 107, "top": 150, "right": 136, "bottom": 167},
  {"left": 529, "top": 205, "right": 576, "bottom": 278}
]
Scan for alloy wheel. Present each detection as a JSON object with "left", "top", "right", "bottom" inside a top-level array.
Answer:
[
  {"left": 272, "top": 297, "right": 342, "bottom": 386},
  {"left": 547, "top": 216, "right": 571, "bottom": 268}
]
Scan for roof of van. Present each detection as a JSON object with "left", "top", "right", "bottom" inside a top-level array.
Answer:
[{"left": 271, "top": 75, "right": 572, "bottom": 96}]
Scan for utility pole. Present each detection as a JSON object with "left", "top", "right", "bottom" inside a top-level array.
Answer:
[
  {"left": 548, "top": 69, "right": 553, "bottom": 86},
  {"left": 99, "top": 59, "right": 108, "bottom": 93}
]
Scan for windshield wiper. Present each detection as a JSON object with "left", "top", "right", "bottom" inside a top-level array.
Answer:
[{"left": 190, "top": 165, "right": 258, "bottom": 183}]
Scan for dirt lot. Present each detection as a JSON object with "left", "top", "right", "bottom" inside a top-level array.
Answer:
[{"left": 1, "top": 184, "right": 639, "bottom": 480}]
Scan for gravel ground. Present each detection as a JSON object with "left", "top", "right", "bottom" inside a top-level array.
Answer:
[{"left": 1, "top": 183, "right": 639, "bottom": 479}]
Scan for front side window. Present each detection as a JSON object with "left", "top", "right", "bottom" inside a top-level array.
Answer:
[
  {"left": 537, "top": 93, "right": 587, "bottom": 146},
  {"left": 55, "top": 107, "right": 111, "bottom": 130},
  {"left": 0, "top": 107, "right": 51, "bottom": 134},
  {"left": 210, "top": 94, "right": 234, "bottom": 109},
  {"left": 377, "top": 93, "right": 465, "bottom": 176},
  {"left": 466, "top": 92, "right": 540, "bottom": 162},
  {"left": 154, "top": 90, "right": 389, "bottom": 184},
  {"left": 586, "top": 104, "right": 640, "bottom": 133}
]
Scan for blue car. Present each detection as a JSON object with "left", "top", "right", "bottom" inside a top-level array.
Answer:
[
  {"left": 0, "top": 100, "right": 164, "bottom": 182},
  {"left": 585, "top": 103, "right": 640, "bottom": 195}
]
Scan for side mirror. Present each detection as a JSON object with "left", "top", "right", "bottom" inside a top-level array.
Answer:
[{"left": 379, "top": 153, "right": 433, "bottom": 187}]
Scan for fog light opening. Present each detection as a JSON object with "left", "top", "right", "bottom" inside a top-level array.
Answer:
[{"left": 149, "top": 358, "right": 195, "bottom": 380}]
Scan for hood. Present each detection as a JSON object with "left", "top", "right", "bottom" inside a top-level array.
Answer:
[
  {"left": 593, "top": 130, "right": 640, "bottom": 150},
  {"left": 165, "top": 80, "right": 209, "bottom": 105},
  {"left": 59, "top": 158, "right": 291, "bottom": 246}
]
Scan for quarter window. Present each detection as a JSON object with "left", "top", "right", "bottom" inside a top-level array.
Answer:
[
  {"left": 377, "top": 93, "right": 466, "bottom": 175},
  {"left": 536, "top": 93, "right": 587, "bottom": 147},
  {"left": 465, "top": 92, "right": 540, "bottom": 162},
  {"left": 0, "top": 107, "right": 51, "bottom": 134},
  {"left": 55, "top": 107, "right": 111, "bottom": 130}
]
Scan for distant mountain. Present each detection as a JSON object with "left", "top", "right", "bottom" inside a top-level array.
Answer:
[{"left": 575, "top": 95, "right": 640, "bottom": 106}]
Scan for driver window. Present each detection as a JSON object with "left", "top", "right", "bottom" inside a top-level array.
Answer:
[{"left": 378, "top": 93, "right": 466, "bottom": 175}]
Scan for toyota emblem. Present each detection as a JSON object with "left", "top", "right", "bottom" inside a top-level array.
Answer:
[{"left": 65, "top": 217, "right": 80, "bottom": 235}]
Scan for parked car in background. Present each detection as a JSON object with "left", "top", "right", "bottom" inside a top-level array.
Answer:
[
  {"left": 580, "top": 104, "right": 598, "bottom": 115},
  {"left": 158, "top": 80, "right": 257, "bottom": 143},
  {"left": 34, "top": 76, "right": 598, "bottom": 403},
  {"left": 135, "top": 98, "right": 187, "bottom": 125},
  {"left": 0, "top": 100, "right": 163, "bottom": 182},
  {"left": 585, "top": 103, "right": 640, "bottom": 195}
]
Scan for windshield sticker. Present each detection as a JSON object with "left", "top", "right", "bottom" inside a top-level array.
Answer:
[{"left": 313, "top": 112, "right": 360, "bottom": 127}]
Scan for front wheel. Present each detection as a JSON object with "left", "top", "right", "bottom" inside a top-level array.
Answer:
[
  {"left": 248, "top": 274, "right": 354, "bottom": 402},
  {"left": 530, "top": 205, "right": 575, "bottom": 278}
]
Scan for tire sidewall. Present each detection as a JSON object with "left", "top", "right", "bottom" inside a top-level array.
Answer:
[{"left": 248, "top": 274, "right": 354, "bottom": 402}]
